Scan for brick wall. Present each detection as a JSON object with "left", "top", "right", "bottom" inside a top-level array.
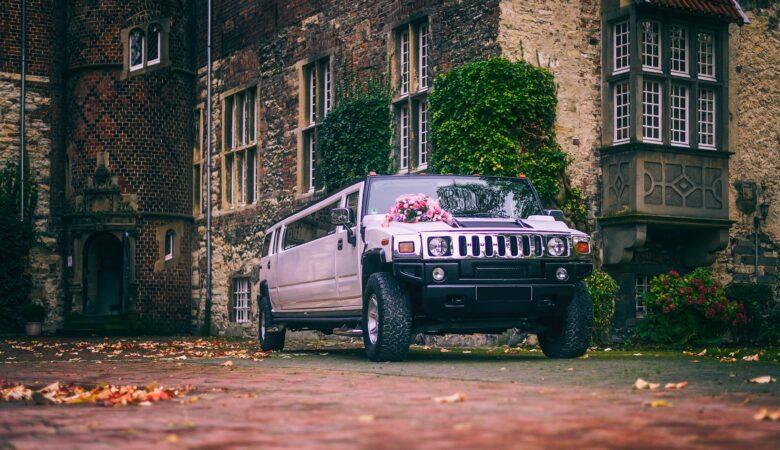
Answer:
[
  {"left": 191, "top": 0, "right": 502, "bottom": 336},
  {"left": 64, "top": 0, "right": 195, "bottom": 331},
  {"left": 715, "top": 3, "right": 780, "bottom": 292}
]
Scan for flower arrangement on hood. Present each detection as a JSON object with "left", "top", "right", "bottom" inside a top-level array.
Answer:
[{"left": 385, "top": 193, "right": 454, "bottom": 226}]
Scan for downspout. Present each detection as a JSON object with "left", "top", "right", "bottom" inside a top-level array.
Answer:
[
  {"left": 19, "top": 0, "right": 26, "bottom": 222},
  {"left": 204, "top": 0, "right": 213, "bottom": 335}
]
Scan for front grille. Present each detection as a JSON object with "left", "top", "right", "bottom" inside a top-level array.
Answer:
[{"left": 425, "top": 233, "right": 569, "bottom": 259}]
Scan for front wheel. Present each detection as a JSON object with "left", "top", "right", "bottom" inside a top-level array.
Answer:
[
  {"left": 538, "top": 281, "right": 592, "bottom": 358},
  {"left": 259, "top": 294, "right": 285, "bottom": 352},
  {"left": 362, "top": 272, "right": 412, "bottom": 362}
]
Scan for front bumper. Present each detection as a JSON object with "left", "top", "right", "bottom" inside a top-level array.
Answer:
[{"left": 393, "top": 259, "right": 592, "bottom": 320}]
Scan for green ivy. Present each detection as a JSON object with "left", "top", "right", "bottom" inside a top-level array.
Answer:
[
  {"left": 585, "top": 269, "right": 618, "bottom": 345},
  {"left": 428, "top": 57, "right": 586, "bottom": 227},
  {"left": 0, "top": 163, "right": 38, "bottom": 332},
  {"left": 318, "top": 75, "right": 393, "bottom": 192}
]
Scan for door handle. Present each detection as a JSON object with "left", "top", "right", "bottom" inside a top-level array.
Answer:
[{"left": 337, "top": 239, "right": 344, "bottom": 250}]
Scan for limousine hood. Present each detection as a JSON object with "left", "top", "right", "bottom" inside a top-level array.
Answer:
[{"left": 363, "top": 214, "right": 580, "bottom": 235}]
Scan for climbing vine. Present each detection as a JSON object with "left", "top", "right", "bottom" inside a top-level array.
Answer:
[
  {"left": 318, "top": 73, "right": 393, "bottom": 192},
  {"left": 428, "top": 58, "right": 586, "bottom": 226}
]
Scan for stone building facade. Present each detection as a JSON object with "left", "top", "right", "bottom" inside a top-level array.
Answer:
[{"left": 0, "top": 0, "right": 776, "bottom": 336}]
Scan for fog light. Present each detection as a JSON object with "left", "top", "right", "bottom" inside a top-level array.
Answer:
[
  {"left": 432, "top": 267, "right": 446, "bottom": 282},
  {"left": 555, "top": 267, "right": 569, "bottom": 281}
]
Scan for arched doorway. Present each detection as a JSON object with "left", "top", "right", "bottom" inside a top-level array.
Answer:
[{"left": 83, "top": 232, "right": 123, "bottom": 315}]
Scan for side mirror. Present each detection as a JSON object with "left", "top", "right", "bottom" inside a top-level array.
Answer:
[
  {"left": 331, "top": 207, "right": 353, "bottom": 226},
  {"left": 545, "top": 209, "right": 565, "bottom": 221}
]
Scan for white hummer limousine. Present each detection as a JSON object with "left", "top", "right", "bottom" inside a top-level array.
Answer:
[{"left": 258, "top": 175, "right": 594, "bottom": 361}]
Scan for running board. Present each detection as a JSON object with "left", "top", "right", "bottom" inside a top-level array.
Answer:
[{"left": 332, "top": 326, "right": 363, "bottom": 337}]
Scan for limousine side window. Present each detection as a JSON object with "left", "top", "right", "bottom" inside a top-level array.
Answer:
[
  {"left": 346, "top": 191, "right": 359, "bottom": 221},
  {"left": 262, "top": 230, "right": 274, "bottom": 256},
  {"left": 282, "top": 201, "right": 339, "bottom": 250}
]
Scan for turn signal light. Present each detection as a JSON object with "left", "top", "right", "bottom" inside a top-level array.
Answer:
[
  {"left": 576, "top": 241, "right": 590, "bottom": 254},
  {"left": 398, "top": 241, "right": 415, "bottom": 253}
]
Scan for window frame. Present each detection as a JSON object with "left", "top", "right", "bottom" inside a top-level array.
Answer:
[
  {"left": 635, "top": 274, "right": 651, "bottom": 319},
  {"left": 298, "top": 56, "right": 332, "bottom": 194},
  {"left": 641, "top": 79, "right": 662, "bottom": 144},
  {"left": 147, "top": 23, "right": 161, "bottom": 66},
  {"left": 392, "top": 18, "right": 431, "bottom": 173},
  {"left": 129, "top": 28, "right": 145, "bottom": 72},
  {"left": 696, "top": 30, "right": 716, "bottom": 81},
  {"left": 164, "top": 229, "right": 175, "bottom": 261},
  {"left": 669, "top": 84, "right": 689, "bottom": 147},
  {"left": 417, "top": 99, "right": 429, "bottom": 168},
  {"left": 221, "top": 85, "right": 259, "bottom": 209},
  {"left": 640, "top": 20, "right": 662, "bottom": 73},
  {"left": 669, "top": 25, "right": 688, "bottom": 77},
  {"left": 612, "top": 20, "right": 630, "bottom": 75},
  {"left": 231, "top": 277, "right": 251, "bottom": 324},
  {"left": 612, "top": 81, "right": 630, "bottom": 144},
  {"left": 697, "top": 88, "right": 716, "bottom": 150}
]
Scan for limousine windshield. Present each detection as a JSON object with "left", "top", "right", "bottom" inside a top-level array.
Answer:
[{"left": 365, "top": 176, "right": 543, "bottom": 219}]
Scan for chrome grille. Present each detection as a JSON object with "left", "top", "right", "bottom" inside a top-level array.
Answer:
[{"left": 424, "top": 233, "right": 569, "bottom": 259}]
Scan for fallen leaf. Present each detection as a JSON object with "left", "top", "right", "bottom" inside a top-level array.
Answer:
[
  {"left": 749, "top": 376, "right": 775, "bottom": 384},
  {"left": 603, "top": 348, "right": 612, "bottom": 352},
  {"left": 664, "top": 381, "right": 688, "bottom": 390},
  {"left": 579, "top": 354, "right": 589, "bottom": 359},
  {"left": 633, "top": 378, "right": 660, "bottom": 390},
  {"left": 752, "top": 408, "right": 780, "bottom": 421},
  {"left": 462, "top": 350, "right": 472, "bottom": 354},
  {"left": 647, "top": 399, "right": 672, "bottom": 408},
  {"left": 357, "top": 415, "right": 375, "bottom": 423},
  {"left": 165, "top": 434, "right": 180, "bottom": 443},
  {"left": 433, "top": 393, "right": 466, "bottom": 404},
  {"left": 633, "top": 353, "right": 643, "bottom": 356},
  {"left": 453, "top": 423, "right": 472, "bottom": 431},
  {"left": 742, "top": 354, "right": 759, "bottom": 362},
  {"left": 440, "top": 348, "right": 450, "bottom": 353},
  {"left": 696, "top": 349, "right": 707, "bottom": 356},
  {"left": 221, "top": 360, "right": 233, "bottom": 367}
]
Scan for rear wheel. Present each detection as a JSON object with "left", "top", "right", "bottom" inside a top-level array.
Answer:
[
  {"left": 362, "top": 272, "right": 412, "bottom": 362},
  {"left": 259, "top": 294, "right": 285, "bottom": 352},
  {"left": 538, "top": 281, "right": 592, "bottom": 358}
]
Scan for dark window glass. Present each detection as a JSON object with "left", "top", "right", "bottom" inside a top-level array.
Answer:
[
  {"left": 148, "top": 24, "right": 161, "bottom": 63},
  {"left": 282, "top": 201, "right": 339, "bottom": 250}
]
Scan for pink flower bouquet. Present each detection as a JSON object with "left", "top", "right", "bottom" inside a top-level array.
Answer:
[{"left": 385, "top": 193, "right": 454, "bottom": 226}]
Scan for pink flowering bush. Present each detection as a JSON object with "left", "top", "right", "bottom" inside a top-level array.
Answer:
[
  {"left": 635, "top": 268, "right": 748, "bottom": 345},
  {"left": 385, "top": 194, "right": 454, "bottom": 225}
]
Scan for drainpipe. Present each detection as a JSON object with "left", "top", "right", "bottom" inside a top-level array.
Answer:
[
  {"left": 204, "top": 0, "right": 213, "bottom": 335},
  {"left": 19, "top": 0, "right": 27, "bottom": 222}
]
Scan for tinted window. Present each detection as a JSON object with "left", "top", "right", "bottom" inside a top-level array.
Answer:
[
  {"left": 262, "top": 231, "right": 274, "bottom": 256},
  {"left": 283, "top": 201, "right": 339, "bottom": 250},
  {"left": 346, "top": 191, "right": 359, "bottom": 223}
]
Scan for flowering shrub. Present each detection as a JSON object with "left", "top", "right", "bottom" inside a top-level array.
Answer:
[
  {"left": 385, "top": 194, "right": 453, "bottom": 225},
  {"left": 635, "top": 268, "right": 747, "bottom": 345},
  {"left": 584, "top": 270, "right": 618, "bottom": 344}
]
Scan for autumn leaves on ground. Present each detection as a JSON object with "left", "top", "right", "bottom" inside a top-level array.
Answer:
[{"left": 0, "top": 337, "right": 778, "bottom": 449}]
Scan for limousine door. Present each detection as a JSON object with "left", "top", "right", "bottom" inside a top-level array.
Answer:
[
  {"left": 275, "top": 201, "right": 340, "bottom": 311},
  {"left": 334, "top": 190, "right": 362, "bottom": 310}
]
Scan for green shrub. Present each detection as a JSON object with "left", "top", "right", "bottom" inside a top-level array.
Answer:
[
  {"left": 585, "top": 269, "right": 618, "bottom": 344},
  {"left": 428, "top": 57, "right": 586, "bottom": 227},
  {"left": 318, "top": 77, "right": 393, "bottom": 192},
  {"left": 634, "top": 269, "right": 747, "bottom": 346},
  {"left": 0, "top": 163, "right": 37, "bottom": 332},
  {"left": 725, "top": 282, "right": 778, "bottom": 345}
]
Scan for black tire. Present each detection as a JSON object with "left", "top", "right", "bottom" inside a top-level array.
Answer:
[
  {"left": 538, "top": 281, "right": 592, "bottom": 358},
  {"left": 259, "top": 294, "right": 285, "bottom": 352},
  {"left": 362, "top": 272, "right": 412, "bottom": 362}
]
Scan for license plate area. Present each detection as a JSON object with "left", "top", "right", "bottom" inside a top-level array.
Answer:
[{"left": 476, "top": 285, "right": 532, "bottom": 303}]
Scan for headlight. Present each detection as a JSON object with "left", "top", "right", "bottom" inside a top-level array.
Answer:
[
  {"left": 428, "top": 237, "right": 451, "bottom": 257},
  {"left": 573, "top": 236, "right": 591, "bottom": 254},
  {"left": 546, "top": 237, "right": 566, "bottom": 256}
]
